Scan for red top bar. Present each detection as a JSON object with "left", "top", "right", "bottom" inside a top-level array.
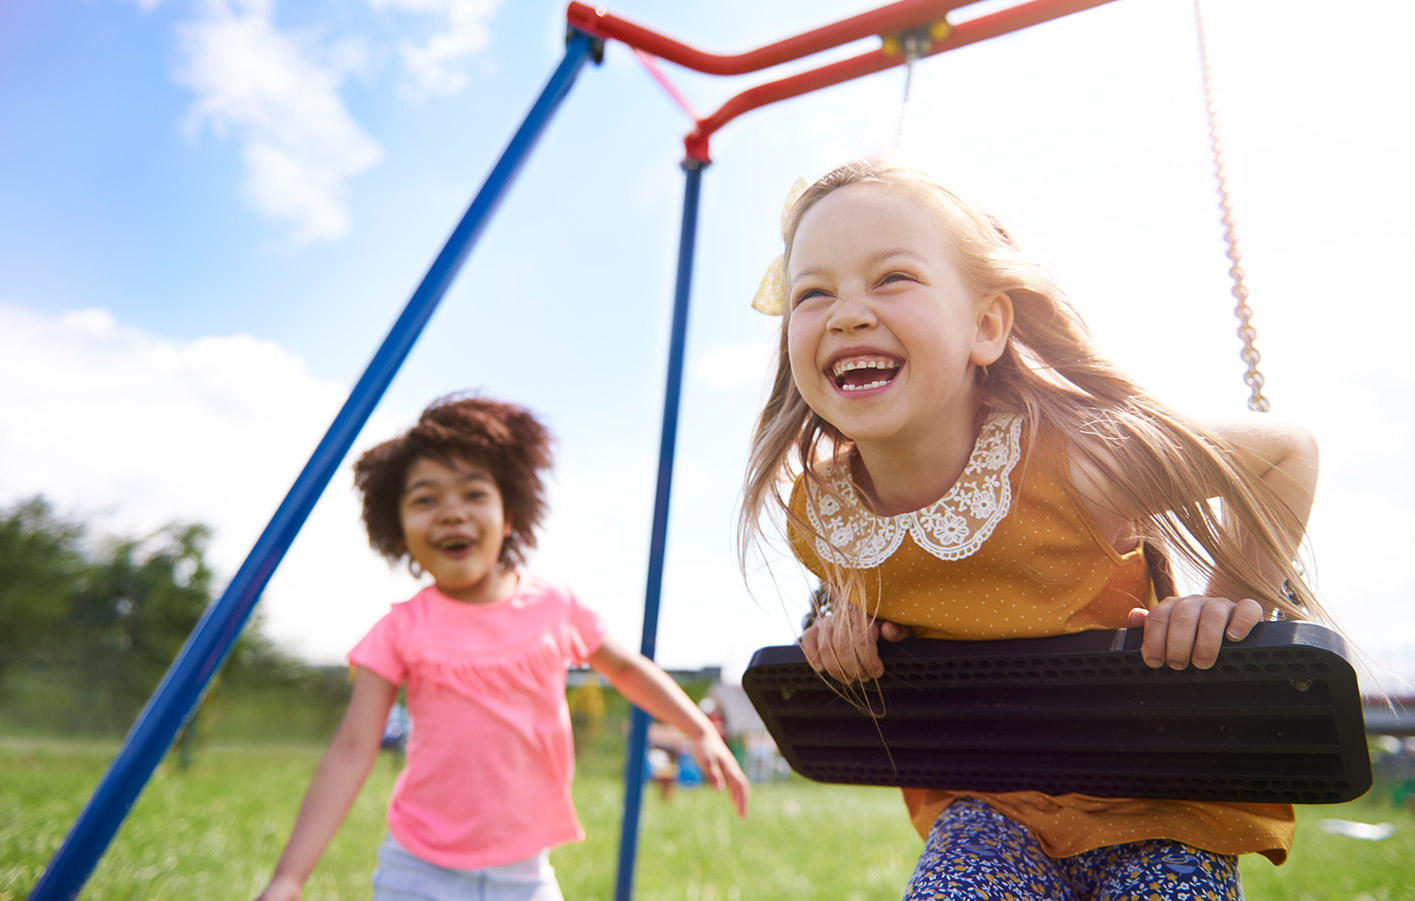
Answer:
[
  {"left": 566, "top": 0, "right": 974, "bottom": 76},
  {"left": 686, "top": 0, "right": 1121, "bottom": 159},
  {"left": 566, "top": 0, "right": 1125, "bottom": 161}
]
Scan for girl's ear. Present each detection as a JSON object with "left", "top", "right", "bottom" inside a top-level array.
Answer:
[{"left": 971, "top": 292, "right": 1014, "bottom": 366}]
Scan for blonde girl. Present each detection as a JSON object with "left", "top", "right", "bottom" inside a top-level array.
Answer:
[{"left": 740, "top": 159, "right": 1327, "bottom": 900}]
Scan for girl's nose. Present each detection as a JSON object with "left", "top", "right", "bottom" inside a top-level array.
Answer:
[
  {"left": 827, "top": 294, "right": 876, "bottom": 332},
  {"left": 439, "top": 502, "right": 469, "bottom": 522}
]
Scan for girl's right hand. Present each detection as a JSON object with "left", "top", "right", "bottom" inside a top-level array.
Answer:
[{"left": 800, "top": 600, "right": 911, "bottom": 682}]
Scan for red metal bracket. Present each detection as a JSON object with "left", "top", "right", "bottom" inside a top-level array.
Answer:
[{"left": 565, "top": 0, "right": 1123, "bottom": 162}]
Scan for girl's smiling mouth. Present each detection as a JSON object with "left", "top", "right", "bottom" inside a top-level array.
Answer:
[
  {"left": 435, "top": 536, "right": 475, "bottom": 555},
  {"left": 831, "top": 355, "right": 901, "bottom": 392}
]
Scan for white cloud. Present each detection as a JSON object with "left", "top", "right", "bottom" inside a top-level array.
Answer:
[
  {"left": 148, "top": 0, "right": 506, "bottom": 240},
  {"left": 369, "top": 0, "right": 502, "bottom": 96},
  {"left": 0, "top": 302, "right": 412, "bottom": 663},
  {"left": 0, "top": 302, "right": 788, "bottom": 669},
  {"left": 174, "top": 0, "right": 383, "bottom": 244}
]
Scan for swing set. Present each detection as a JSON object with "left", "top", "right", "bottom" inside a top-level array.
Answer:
[{"left": 31, "top": 1, "right": 1369, "bottom": 899}]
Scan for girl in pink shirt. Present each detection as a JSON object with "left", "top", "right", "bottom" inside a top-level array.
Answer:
[{"left": 257, "top": 394, "right": 748, "bottom": 901}]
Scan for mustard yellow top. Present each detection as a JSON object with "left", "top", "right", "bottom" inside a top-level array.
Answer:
[{"left": 788, "top": 412, "right": 1293, "bottom": 864}]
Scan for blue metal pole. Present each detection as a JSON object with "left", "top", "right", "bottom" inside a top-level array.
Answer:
[
  {"left": 613, "top": 158, "right": 707, "bottom": 901},
  {"left": 30, "top": 32, "right": 600, "bottom": 901}
]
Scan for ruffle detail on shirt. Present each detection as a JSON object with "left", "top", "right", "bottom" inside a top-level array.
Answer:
[
  {"left": 804, "top": 413, "right": 1022, "bottom": 569},
  {"left": 406, "top": 633, "right": 572, "bottom": 699}
]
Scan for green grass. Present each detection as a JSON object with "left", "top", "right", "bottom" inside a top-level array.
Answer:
[
  {"left": 4, "top": 738, "right": 1413, "bottom": 900},
  {"left": 0, "top": 738, "right": 394, "bottom": 900},
  {"left": 1238, "top": 791, "right": 1415, "bottom": 901}
]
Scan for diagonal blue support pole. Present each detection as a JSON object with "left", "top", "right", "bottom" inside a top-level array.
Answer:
[
  {"left": 614, "top": 157, "right": 707, "bottom": 901},
  {"left": 30, "top": 31, "right": 600, "bottom": 901}
]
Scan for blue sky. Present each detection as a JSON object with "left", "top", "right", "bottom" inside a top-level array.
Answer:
[{"left": 3, "top": 0, "right": 1412, "bottom": 689}]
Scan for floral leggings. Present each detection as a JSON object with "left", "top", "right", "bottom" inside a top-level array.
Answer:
[{"left": 905, "top": 798, "right": 1243, "bottom": 901}]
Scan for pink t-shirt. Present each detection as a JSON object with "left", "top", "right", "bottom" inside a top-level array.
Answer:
[{"left": 349, "top": 572, "right": 607, "bottom": 869}]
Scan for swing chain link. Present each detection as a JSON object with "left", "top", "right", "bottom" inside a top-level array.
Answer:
[
  {"left": 801, "top": 585, "right": 834, "bottom": 631},
  {"left": 1193, "top": 0, "right": 1269, "bottom": 413},
  {"left": 888, "top": 20, "right": 949, "bottom": 126},
  {"left": 899, "top": 27, "right": 930, "bottom": 111}
]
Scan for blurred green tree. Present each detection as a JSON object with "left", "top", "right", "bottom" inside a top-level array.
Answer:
[
  {"left": 0, "top": 497, "right": 87, "bottom": 693},
  {"left": 67, "top": 522, "right": 216, "bottom": 733},
  {"left": 0, "top": 496, "right": 363, "bottom": 746}
]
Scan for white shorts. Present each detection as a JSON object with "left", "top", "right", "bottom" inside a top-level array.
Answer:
[{"left": 371, "top": 834, "right": 564, "bottom": 901}]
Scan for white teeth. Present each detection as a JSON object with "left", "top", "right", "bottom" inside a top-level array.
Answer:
[
  {"left": 841, "top": 380, "right": 892, "bottom": 392},
  {"left": 832, "top": 358, "right": 898, "bottom": 377}
]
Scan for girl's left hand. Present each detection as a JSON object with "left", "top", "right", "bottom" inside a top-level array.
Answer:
[
  {"left": 1127, "top": 595, "right": 1265, "bottom": 670},
  {"left": 691, "top": 732, "right": 751, "bottom": 818}
]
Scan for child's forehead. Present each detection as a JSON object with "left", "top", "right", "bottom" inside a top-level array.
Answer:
[
  {"left": 790, "top": 184, "right": 956, "bottom": 261},
  {"left": 403, "top": 454, "right": 494, "bottom": 488},
  {"left": 796, "top": 181, "right": 948, "bottom": 239}
]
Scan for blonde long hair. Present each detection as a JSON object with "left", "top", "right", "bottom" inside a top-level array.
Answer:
[{"left": 739, "top": 158, "right": 1323, "bottom": 623}]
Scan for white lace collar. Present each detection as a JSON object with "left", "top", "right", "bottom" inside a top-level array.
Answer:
[{"left": 803, "top": 412, "right": 1022, "bottom": 569}]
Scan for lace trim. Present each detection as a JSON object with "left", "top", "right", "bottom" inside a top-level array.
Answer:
[{"left": 804, "top": 413, "right": 1022, "bottom": 568}]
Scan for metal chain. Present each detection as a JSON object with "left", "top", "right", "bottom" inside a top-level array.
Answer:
[
  {"left": 893, "top": 23, "right": 947, "bottom": 145},
  {"left": 895, "top": 29, "right": 928, "bottom": 142},
  {"left": 1193, "top": 0, "right": 1269, "bottom": 412}
]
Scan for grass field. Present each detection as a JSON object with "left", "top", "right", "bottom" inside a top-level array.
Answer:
[{"left": 3, "top": 738, "right": 1412, "bottom": 900}]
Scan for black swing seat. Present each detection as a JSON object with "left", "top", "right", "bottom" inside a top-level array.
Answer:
[{"left": 743, "top": 621, "right": 1371, "bottom": 804}]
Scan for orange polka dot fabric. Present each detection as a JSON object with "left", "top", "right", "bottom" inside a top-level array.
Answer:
[{"left": 788, "top": 418, "right": 1294, "bottom": 865}]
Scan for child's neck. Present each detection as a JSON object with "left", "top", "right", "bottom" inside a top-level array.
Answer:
[
  {"left": 436, "top": 567, "right": 519, "bottom": 605},
  {"left": 853, "top": 415, "right": 984, "bottom": 517}
]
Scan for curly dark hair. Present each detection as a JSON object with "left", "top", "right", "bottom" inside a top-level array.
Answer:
[{"left": 353, "top": 393, "right": 555, "bottom": 568}]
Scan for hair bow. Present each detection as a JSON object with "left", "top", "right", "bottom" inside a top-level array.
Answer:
[{"left": 751, "top": 177, "right": 810, "bottom": 316}]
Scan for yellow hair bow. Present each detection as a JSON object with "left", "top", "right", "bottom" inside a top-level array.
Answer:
[{"left": 751, "top": 177, "right": 810, "bottom": 316}]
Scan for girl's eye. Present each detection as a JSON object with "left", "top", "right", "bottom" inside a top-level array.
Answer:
[
  {"left": 792, "top": 288, "right": 827, "bottom": 308},
  {"left": 409, "top": 495, "right": 435, "bottom": 508},
  {"left": 880, "top": 272, "right": 916, "bottom": 286}
]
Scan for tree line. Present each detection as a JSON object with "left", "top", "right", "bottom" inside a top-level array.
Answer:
[{"left": 0, "top": 496, "right": 349, "bottom": 744}]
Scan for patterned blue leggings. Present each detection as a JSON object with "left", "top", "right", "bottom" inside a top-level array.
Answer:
[{"left": 905, "top": 799, "right": 1243, "bottom": 901}]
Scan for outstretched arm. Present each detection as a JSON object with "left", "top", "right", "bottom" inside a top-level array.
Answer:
[
  {"left": 1122, "top": 414, "right": 1320, "bottom": 669},
  {"left": 588, "top": 637, "right": 750, "bottom": 817},
  {"left": 256, "top": 667, "right": 397, "bottom": 901},
  {"left": 1200, "top": 413, "right": 1319, "bottom": 593}
]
